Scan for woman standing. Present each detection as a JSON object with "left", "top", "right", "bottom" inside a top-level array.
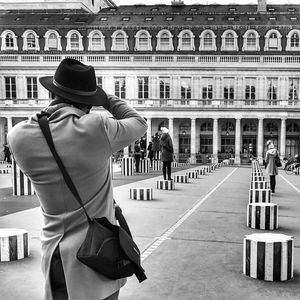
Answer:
[
  {"left": 265, "top": 140, "right": 280, "bottom": 193},
  {"left": 160, "top": 127, "right": 174, "bottom": 180}
]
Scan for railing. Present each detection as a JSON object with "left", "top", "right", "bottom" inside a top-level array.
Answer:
[
  {"left": 2, "top": 98, "right": 299, "bottom": 109},
  {"left": 1, "top": 54, "right": 300, "bottom": 67}
]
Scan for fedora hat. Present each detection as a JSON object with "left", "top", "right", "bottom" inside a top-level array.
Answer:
[{"left": 39, "top": 58, "right": 107, "bottom": 106}]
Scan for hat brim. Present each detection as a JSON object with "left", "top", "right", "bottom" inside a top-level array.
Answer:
[{"left": 39, "top": 76, "right": 107, "bottom": 107}]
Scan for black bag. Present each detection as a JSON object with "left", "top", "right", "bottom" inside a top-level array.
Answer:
[
  {"left": 37, "top": 112, "right": 146, "bottom": 283},
  {"left": 275, "top": 154, "right": 282, "bottom": 167}
]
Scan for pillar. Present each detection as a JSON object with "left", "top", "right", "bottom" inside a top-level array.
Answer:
[
  {"left": 190, "top": 118, "right": 196, "bottom": 163},
  {"left": 146, "top": 118, "right": 152, "bottom": 145},
  {"left": 7, "top": 117, "right": 13, "bottom": 132},
  {"left": 257, "top": 118, "right": 264, "bottom": 164},
  {"left": 280, "top": 118, "right": 286, "bottom": 159},
  {"left": 213, "top": 118, "right": 219, "bottom": 163},
  {"left": 0, "top": 118, "right": 6, "bottom": 146},
  {"left": 235, "top": 118, "right": 241, "bottom": 164},
  {"left": 168, "top": 118, "right": 174, "bottom": 142}
]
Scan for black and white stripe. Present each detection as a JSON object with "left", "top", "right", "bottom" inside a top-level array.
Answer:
[
  {"left": 139, "top": 159, "right": 150, "bottom": 173},
  {"left": 129, "top": 187, "right": 153, "bottom": 200},
  {"left": 0, "top": 228, "right": 29, "bottom": 262},
  {"left": 247, "top": 203, "right": 278, "bottom": 230},
  {"left": 243, "top": 233, "right": 294, "bottom": 281},
  {"left": 251, "top": 175, "right": 265, "bottom": 182},
  {"left": 152, "top": 160, "right": 161, "bottom": 171},
  {"left": 173, "top": 175, "right": 189, "bottom": 183},
  {"left": 121, "top": 157, "right": 134, "bottom": 176},
  {"left": 250, "top": 181, "right": 268, "bottom": 190},
  {"left": 0, "top": 169, "right": 9, "bottom": 174},
  {"left": 186, "top": 171, "right": 198, "bottom": 179},
  {"left": 156, "top": 180, "right": 175, "bottom": 190},
  {"left": 196, "top": 169, "right": 205, "bottom": 175},
  {"left": 249, "top": 189, "right": 271, "bottom": 203},
  {"left": 12, "top": 160, "right": 34, "bottom": 196}
]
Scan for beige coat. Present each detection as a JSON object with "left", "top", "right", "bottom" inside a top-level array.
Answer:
[
  {"left": 8, "top": 95, "right": 147, "bottom": 300},
  {"left": 265, "top": 148, "right": 279, "bottom": 176}
]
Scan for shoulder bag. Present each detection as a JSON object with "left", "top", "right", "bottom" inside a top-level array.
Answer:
[
  {"left": 37, "top": 111, "right": 146, "bottom": 283},
  {"left": 275, "top": 152, "right": 282, "bottom": 168}
]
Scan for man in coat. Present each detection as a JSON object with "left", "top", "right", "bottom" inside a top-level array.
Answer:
[
  {"left": 7, "top": 58, "right": 147, "bottom": 300},
  {"left": 265, "top": 140, "right": 279, "bottom": 193},
  {"left": 159, "top": 127, "right": 174, "bottom": 180}
]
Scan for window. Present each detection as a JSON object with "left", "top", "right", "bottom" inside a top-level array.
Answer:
[
  {"left": 200, "top": 122, "right": 213, "bottom": 132},
  {"left": 156, "top": 30, "right": 173, "bottom": 51},
  {"left": 242, "top": 30, "right": 260, "bottom": 51},
  {"left": 159, "top": 77, "right": 170, "bottom": 101},
  {"left": 264, "top": 30, "right": 282, "bottom": 51},
  {"left": 245, "top": 78, "right": 256, "bottom": 104},
  {"left": 97, "top": 77, "right": 103, "bottom": 89},
  {"left": 288, "top": 78, "right": 299, "bottom": 104},
  {"left": 199, "top": 30, "right": 217, "bottom": 51},
  {"left": 111, "top": 30, "right": 129, "bottom": 51},
  {"left": 44, "top": 30, "right": 62, "bottom": 51},
  {"left": 223, "top": 78, "right": 235, "bottom": 103},
  {"left": 145, "top": 17, "right": 152, "bottom": 21},
  {"left": 286, "top": 30, "right": 300, "bottom": 51},
  {"left": 1, "top": 30, "right": 18, "bottom": 51},
  {"left": 88, "top": 30, "right": 105, "bottom": 51},
  {"left": 114, "top": 77, "right": 126, "bottom": 99},
  {"left": 134, "top": 30, "right": 152, "bottom": 51},
  {"left": 100, "top": 17, "right": 107, "bottom": 21},
  {"left": 5, "top": 77, "right": 16, "bottom": 99},
  {"left": 166, "top": 17, "right": 173, "bottom": 21},
  {"left": 202, "top": 77, "right": 213, "bottom": 104},
  {"left": 122, "top": 17, "right": 130, "bottom": 21},
  {"left": 249, "top": 17, "right": 256, "bottom": 21},
  {"left": 66, "top": 30, "right": 83, "bottom": 51},
  {"left": 185, "top": 17, "right": 193, "bottom": 21},
  {"left": 221, "top": 30, "right": 238, "bottom": 51},
  {"left": 267, "top": 78, "right": 278, "bottom": 104},
  {"left": 180, "top": 77, "right": 191, "bottom": 103},
  {"left": 177, "top": 30, "right": 195, "bottom": 51},
  {"left": 138, "top": 77, "right": 149, "bottom": 100},
  {"left": 207, "top": 17, "right": 214, "bottom": 21},
  {"left": 27, "top": 77, "right": 38, "bottom": 99},
  {"left": 22, "top": 30, "right": 40, "bottom": 51}
]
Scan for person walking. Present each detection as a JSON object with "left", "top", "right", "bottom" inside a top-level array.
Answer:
[
  {"left": 7, "top": 58, "right": 147, "bottom": 300},
  {"left": 159, "top": 127, "right": 174, "bottom": 180},
  {"left": 265, "top": 140, "right": 279, "bottom": 193}
]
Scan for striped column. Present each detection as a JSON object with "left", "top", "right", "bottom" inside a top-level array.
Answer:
[
  {"left": 121, "top": 157, "right": 134, "bottom": 176},
  {"left": 12, "top": 160, "right": 34, "bottom": 196},
  {"left": 129, "top": 187, "right": 153, "bottom": 200},
  {"left": 243, "top": 233, "right": 294, "bottom": 281},
  {"left": 204, "top": 166, "right": 211, "bottom": 173},
  {"left": 139, "top": 159, "right": 150, "bottom": 173},
  {"left": 187, "top": 171, "right": 198, "bottom": 179},
  {"left": 249, "top": 189, "right": 271, "bottom": 203},
  {"left": 173, "top": 175, "right": 189, "bottom": 183},
  {"left": 251, "top": 176, "right": 265, "bottom": 181},
  {"left": 156, "top": 180, "right": 175, "bottom": 190},
  {"left": 247, "top": 203, "right": 278, "bottom": 230},
  {"left": 196, "top": 169, "right": 205, "bottom": 175},
  {"left": 0, "top": 228, "right": 29, "bottom": 261},
  {"left": 250, "top": 181, "right": 268, "bottom": 190},
  {"left": 152, "top": 160, "right": 161, "bottom": 171},
  {"left": 172, "top": 162, "right": 179, "bottom": 168},
  {"left": 0, "top": 169, "right": 9, "bottom": 174}
]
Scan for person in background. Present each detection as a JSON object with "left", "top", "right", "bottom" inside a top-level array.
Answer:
[
  {"left": 265, "top": 140, "right": 279, "bottom": 193},
  {"left": 3, "top": 144, "right": 11, "bottom": 163},
  {"left": 134, "top": 140, "right": 142, "bottom": 173},
  {"left": 152, "top": 132, "right": 160, "bottom": 160},
  {"left": 147, "top": 141, "right": 154, "bottom": 168},
  {"left": 7, "top": 58, "right": 147, "bottom": 300},
  {"left": 159, "top": 127, "right": 174, "bottom": 180}
]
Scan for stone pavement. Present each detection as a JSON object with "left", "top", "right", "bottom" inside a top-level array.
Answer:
[{"left": 0, "top": 163, "right": 300, "bottom": 300}]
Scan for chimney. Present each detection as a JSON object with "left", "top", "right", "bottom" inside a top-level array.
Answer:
[
  {"left": 257, "top": 0, "right": 267, "bottom": 12},
  {"left": 171, "top": 0, "right": 184, "bottom": 6}
]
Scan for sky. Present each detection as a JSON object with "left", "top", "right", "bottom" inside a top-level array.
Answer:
[{"left": 113, "top": 0, "right": 300, "bottom": 5}]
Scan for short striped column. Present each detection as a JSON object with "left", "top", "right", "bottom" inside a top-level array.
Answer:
[
  {"left": 139, "top": 159, "right": 150, "bottom": 173},
  {"left": 156, "top": 180, "right": 174, "bottom": 190},
  {"left": 12, "top": 160, "right": 34, "bottom": 196},
  {"left": 196, "top": 169, "right": 205, "bottom": 175},
  {"left": 247, "top": 203, "right": 278, "bottom": 230},
  {"left": 250, "top": 181, "right": 268, "bottom": 190},
  {"left": 173, "top": 174, "right": 189, "bottom": 183},
  {"left": 0, "top": 228, "right": 29, "bottom": 262},
  {"left": 152, "top": 160, "right": 161, "bottom": 171},
  {"left": 249, "top": 189, "right": 271, "bottom": 203},
  {"left": 0, "top": 169, "right": 9, "bottom": 174},
  {"left": 243, "top": 233, "right": 294, "bottom": 281},
  {"left": 186, "top": 171, "right": 198, "bottom": 179},
  {"left": 121, "top": 157, "right": 134, "bottom": 176},
  {"left": 172, "top": 162, "right": 179, "bottom": 168},
  {"left": 295, "top": 168, "right": 300, "bottom": 175},
  {"left": 129, "top": 187, "right": 153, "bottom": 200},
  {"left": 251, "top": 176, "right": 265, "bottom": 182},
  {"left": 204, "top": 166, "right": 211, "bottom": 173}
]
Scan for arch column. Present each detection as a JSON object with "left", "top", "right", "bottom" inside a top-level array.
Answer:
[
  {"left": 257, "top": 118, "right": 264, "bottom": 164},
  {"left": 280, "top": 118, "right": 286, "bottom": 159},
  {"left": 0, "top": 118, "right": 6, "bottom": 146},
  {"left": 190, "top": 118, "right": 196, "bottom": 163},
  {"left": 168, "top": 118, "right": 174, "bottom": 142},
  {"left": 146, "top": 118, "right": 152, "bottom": 145},
  {"left": 234, "top": 118, "right": 241, "bottom": 164},
  {"left": 213, "top": 118, "right": 219, "bottom": 163}
]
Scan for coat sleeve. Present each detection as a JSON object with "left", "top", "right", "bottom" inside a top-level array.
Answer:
[{"left": 102, "top": 94, "right": 148, "bottom": 153}]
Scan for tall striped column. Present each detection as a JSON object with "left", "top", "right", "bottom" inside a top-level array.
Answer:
[
  {"left": 243, "top": 233, "right": 294, "bottom": 281},
  {"left": 152, "top": 160, "right": 161, "bottom": 171},
  {"left": 249, "top": 189, "right": 271, "bottom": 203},
  {"left": 121, "top": 157, "right": 134, "bottom": 176},
  {"left": 139, "top": 159, "right": 150, "bottom": 173},
  {"left": 0, "top": 228, "right": 29, "bottom": 261},
  {"left": 12, "top": 160, "right": 34, "bottom": 196},
  {"left": 247, "top": 203, "right": 278, "bottom": 230}
]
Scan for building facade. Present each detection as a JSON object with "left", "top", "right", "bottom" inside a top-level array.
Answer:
[{"left": 0, "top": 0, "right": 300, "bottom": 164}]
